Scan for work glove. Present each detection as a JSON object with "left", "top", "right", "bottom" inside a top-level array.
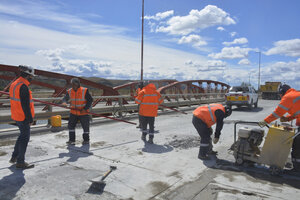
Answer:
[
  {"left": 213, "top": 137, "right": 219, "bottom": 144},
  {"left": 280, "top": 116, "right": 288, "bottom": 122},
  {"left": 258, "top": 120, "right": 268, "bottom": 127},
  {"left": 80, "top": 108, "right": 88, "bottom": 114},
  {"left": 209, "top": 127, "right": 213, "bottom": 135}
]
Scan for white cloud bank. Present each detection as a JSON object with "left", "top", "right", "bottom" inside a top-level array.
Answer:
[{"left": 265, "top": 39, "right": 300, "bottom": 57}]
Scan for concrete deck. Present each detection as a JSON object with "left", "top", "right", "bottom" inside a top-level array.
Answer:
[{"left": 1, "top": 100, "right": 300, "bottom": 200}]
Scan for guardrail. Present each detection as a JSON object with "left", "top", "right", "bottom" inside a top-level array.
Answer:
[{"left": 0, "top": 93, "right": 225, "bottom": 124}]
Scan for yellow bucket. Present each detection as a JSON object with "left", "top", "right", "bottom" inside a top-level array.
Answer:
[{"left": 51, "top": 115, "right": 61, "bottom": 127}]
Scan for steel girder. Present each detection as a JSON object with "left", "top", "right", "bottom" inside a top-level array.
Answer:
[
  {"left": 157, "top": 80, "right": 230, "bottom": 101},
  {"left": 0, "top": 64, "right": 120, "bottom": 108}
]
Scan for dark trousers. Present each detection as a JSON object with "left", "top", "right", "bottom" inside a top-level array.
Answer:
[
  {"left": 68, "top": 114, "right": 90, "bottom": 142},
  {"left": 141, "top": 115, "right": 155, "bottom": 135},
  {"left": 12, "top": 121, "right": 31, "bottom": 164},
  {"left": 192, "top": 115, "right": 212, "bottom": 157},
  {"left": 292, "top": 127, "right": 300, "bottom": 170}
]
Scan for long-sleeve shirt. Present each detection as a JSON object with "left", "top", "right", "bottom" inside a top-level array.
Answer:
[
  {"left": 214, "top": 109, "right": 225, "bottom": 138},
  {"left": 62, "top": 89, "right": 93, "bottom": 110},
  {"left": 20, "top": 84, "right": 33, "bottom": 123}
]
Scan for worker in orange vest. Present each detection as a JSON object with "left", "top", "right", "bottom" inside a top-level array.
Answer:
[
  {"left": 62, "top": 78, "right": 93, "bottom": 145},
  {"left": 135, "top": 82, "right": 163, "bottom": 144},
  {"left": 9, "top": 65, "right": 36, "bottom": 169},
  {"left": 192, "top": 104, "right": 232, "bottom": 160},
  {"left": 135, "top": 82, "right": 144, "bottom": 129},
  {"left": 259, "top": 84, "right": 300, "bottom": 171}
]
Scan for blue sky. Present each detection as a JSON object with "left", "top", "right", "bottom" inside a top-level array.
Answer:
[{"left": 0, "top": 0, "right": 299, "bottom": 89}]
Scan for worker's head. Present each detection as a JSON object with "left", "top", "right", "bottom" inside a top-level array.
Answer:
[
  {"left": 19, "top": 65, "right": 36, "bottom": 82},
  {"left": 143, "top": 80, "right": 149, "bottom": 87},
  {"left": 224, "top": 106, "right": 232, "bottom": 118},
  {"left": 138, "top": 82, "right": 144, "bottom": 89},
  {"left": 278, "top": 84, "right": 291, "bottom": 97},
  {"left": 71, "top": 78, "right": 80, "bottom": 91}
]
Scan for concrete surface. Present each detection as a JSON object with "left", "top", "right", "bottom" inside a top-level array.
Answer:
[{"left": 1, "top": 100, "right": 300, "bottom": 200}]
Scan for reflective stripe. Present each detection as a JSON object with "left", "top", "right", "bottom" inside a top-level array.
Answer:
[
  {"left": 70, "top": 98, "right": 85, "bottom": 101},
  {"left": 135, "top": 99, "right": 141, "bottom": 103},
  {"left": 12, "top": 81, "right": 24, "bottom": 101},
  {"left": 144, "top": 94, "right": 158, "bottom": 97},
  {"left": 10, "top": 97, "right": 20, "bottom": 101},
  {"left": 272, "top": 112, "right": 280, "bottom": 118},
  {"left": 82, "top": 88, "right": 86, "bottom": 98},
  {"left": 278, "top": 104, "right": 289, "bottom": 111},
  {"left": 159, "top": 97, "right": 163, "bottom": 101},
  {"left": 293, "top": 96, "right": 300, "bottom": 104},
  {"left": 292, "top": 158, "right": 300, "bottom": 163},
  {"left": 208, "top": 105, "right": 216, "bottom": 123},
  {"left": 200, "top": 143, "right": 209, "bottom": 147},
  {"left": 293, "top": 111, "right": 300, "bottom": 117},
  {"left": 140, "top": 102, "right": 159, "bottom": 105},
  {"left": 83, "top": 132, "right": 90, "bottom": 134},
  {"left": 69, "top": 130, "right": 75, "bottom": 132}
]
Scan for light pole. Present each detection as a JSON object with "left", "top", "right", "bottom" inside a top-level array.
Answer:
[
  {"left": 256, "top": 51, "right": 261, "bottom": 91},
  {"left": 140, "top": 0, "right": 144, "bottom": 81}
]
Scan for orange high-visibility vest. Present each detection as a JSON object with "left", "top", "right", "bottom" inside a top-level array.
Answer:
[
  {"left": 135, "top": 83, "right": 163, "bottom": 117},
  {"left": 9, "top": 77, "right": 35, "bottom": 121},
  {"left": 68, "top": 87, "right": 88, "bottom": 116},
  {"left": 265, "top": 88, "right": 300, "bottom": 126},
  {"left": 193, "top": 104, "right": 225, "bottom": 127}
]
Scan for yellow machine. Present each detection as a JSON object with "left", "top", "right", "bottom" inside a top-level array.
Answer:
[
  {"left": 231, "top": 121, "right": 295, "bottom": 175},
  {"left": 260, "top": 81, "right": 281, "bottom": 100}
]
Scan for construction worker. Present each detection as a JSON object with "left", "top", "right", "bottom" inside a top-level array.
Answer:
[
  {"left": 135, "top": 81, "right": 163, "bottom": 144},
  {"left": 192, "top": 104, "right": 232, "bottom": 160},
  {"left": 9, "top": 65, "right": 36, "bottom": 169},
  {"left": 135, "top": 82, "right": 144, "bottom": 129},
  {"left": 259, "top": 84, "right": 300, "bottom": 171},
  {"left": 62, "top": 78, "right": 93, "bottom": 145}
]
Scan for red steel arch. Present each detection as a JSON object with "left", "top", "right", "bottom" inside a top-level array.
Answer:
[
  {"left": 0, "top": 64, "right": 120, "bottom": 107},
  {"left": 157, "top": 80, "right": 230, "bottom": 101}
]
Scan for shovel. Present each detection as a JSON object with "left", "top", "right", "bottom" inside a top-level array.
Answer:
[{"left": 90, "top": 166, "right": 117, "bottom": 191}]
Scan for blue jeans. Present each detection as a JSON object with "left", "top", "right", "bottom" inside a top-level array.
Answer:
[{"left": 12, "top": 121, "right": 31, "bottom": 164}]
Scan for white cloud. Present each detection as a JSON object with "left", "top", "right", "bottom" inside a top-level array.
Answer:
[
  {"left": 155, "top": 5, "right": 235, "bottom": 35},
  {"left": 208, "top": 47, "right": 252, "bottom": 59},
  {"left": 264, "top": 38, "right": 300, "bottom": 57},
  {"left": 238, "top": 58, "right": 250, "bottom": 65},
  {"left": 223, "top": 37, "right": 248, "bottom": 46},
  {"left": 178, "top": 34, "right": 207, "bottom": 47},
  {"left": 145, "top": 10, "right": 174, "bottom": 21},
  {"left": 230, "top": 32, "right": 237, "bottom": 37},
  {"left": 185, "top": 59, "right": 226, "bottom": 72},
  {"left": 217, "top": 26, "right": 225, "bottom": 31}
]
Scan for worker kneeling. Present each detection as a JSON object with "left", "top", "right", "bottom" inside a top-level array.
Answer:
[{"left": 192, "top": 104, "right": 232, "bottom": 160}]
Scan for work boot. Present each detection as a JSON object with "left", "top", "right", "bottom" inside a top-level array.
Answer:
[
  {"left": 198, "top": 155, "right": 210, "bottom": 160},
  {"left": 82, "top": 140, "right": 90, "bottom": 145},
  {"left": 16, "top": 162, "right": 35, "bottom": 169},
  {"left": 136, "top": 125, "right": 141, "bottom": 129},
  {"left": 9, "top": 157, "right": 17, "bottom": 164},
  {"left": 148, "top": 135, "right": 154, "bottom": 144},
  {"left": 208, "top": 150, "right": 218, "bottom": 155},
  {"left": 141, "top": 133, "right": 147, "bottom": 141},
  {"left": 66, "top": 140, "right": 75, "bottom": 145}
]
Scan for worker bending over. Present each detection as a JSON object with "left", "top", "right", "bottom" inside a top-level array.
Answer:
[
  {"left": 135, "top": 81, "right": 163, "bottom": 144},
  {"left": 259, "top": 84, "right": 300, "bottom": 172},
  {"left": 193, "top": 104, "right": 232, "bottom": 160},
  {"left": 62, "top": 78, "right": 93, "bottom": 145}
]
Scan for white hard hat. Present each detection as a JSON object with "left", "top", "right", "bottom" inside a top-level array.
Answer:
[{"left": 19, "top": 65, "right": 36, "bottom": 76}]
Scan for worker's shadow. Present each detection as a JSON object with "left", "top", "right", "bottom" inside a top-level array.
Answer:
[
  {"left": 0, "top": 165, "right": 25, "bottom": 199},
  {"left": 142, "top": 141, "right": 173, "bottom": 154},
  {"left": 58, "top": 144, "right": 93, "bottom": 162}
]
